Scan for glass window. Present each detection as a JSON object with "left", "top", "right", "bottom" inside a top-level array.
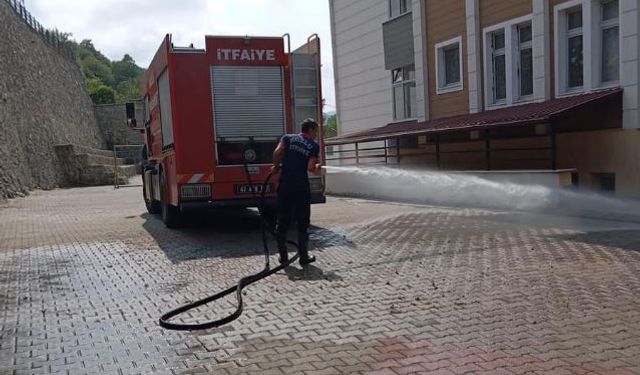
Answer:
[
  {"left": 494, "top": 55, "right": 506, "bottom": 100},
  {"left": 405, "top": 82, "right": 416, "bottom": 118},
  {"left": 392, "top": 65, "right": 416, "bottom": 120},
  {"left": 393, "top": 85, "right": 404, "bottom": 120},
  {"left": 392, "top": 68, "right": 403, "bottom": 83},
  {"left": 493, "top": 32, "right": 505, "bottom": 50},
  {"left": 518, "top": 25, "right": 532, "bottom": 44},
  {"left": 602, "top": 27, "right": 619, "bottom": 82},
  {"left": 567, "top": 9, "right": 582, "bottom": 30},
  {"left": 602, "top": 0, "right": 618, "bottom": 21},
  {"left": 518, "top": 24, "right": 533, "bottom": 97},
  {"left": 444, "top": 46, "right": 460, "bottom": 85},
  {"left": 144, "top": 95, "right": 150, "bottom": 124},
  {"left": 491, "top": 31, "right": 506, "bottom": 102},
  {"left": 601, "top": 0, "right": 619, "bottom": 83},
  {"left": 568, "top": 35, "right": 584, "bottom": 87},
  {"left": 566, "top": 8, "right": 583, "bottom": 89},
  {"left": 389, "top": 0, "right": 409, "bottom": 18},
  {"left": 519, "top": 48, "right": 533, "bottom": 96}
]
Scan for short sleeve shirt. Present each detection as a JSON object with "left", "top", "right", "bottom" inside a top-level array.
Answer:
[{"left": 279, "top": 134, "right": 320, "bottom": 188}]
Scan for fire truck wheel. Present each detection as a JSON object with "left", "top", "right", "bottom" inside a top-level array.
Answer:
[
  {"left": 160, "top": 171, "right": 181, "bottom": 228},
  {"left": 143, "top": 174, "right": 161, "bottom": 214}
]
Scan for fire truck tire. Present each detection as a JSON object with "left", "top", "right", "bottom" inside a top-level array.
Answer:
[
  {"left": 160, "top": 171, "right": 181, "bottom": 228},
  {"left": 143, "top": 174, "right": 161, "bottom": 214}
]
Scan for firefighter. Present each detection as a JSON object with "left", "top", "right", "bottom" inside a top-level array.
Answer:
[{"left": 271, "top": 118, "right": 321, "bottom": 266}]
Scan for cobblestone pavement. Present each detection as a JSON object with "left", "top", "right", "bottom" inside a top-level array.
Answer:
[{"left": 1, "top": 182, "right": 640, "bottom": 375}]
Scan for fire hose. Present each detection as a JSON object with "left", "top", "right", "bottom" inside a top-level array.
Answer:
[{"left": 158, "top": 163, "right": 300, "bottom": 331}]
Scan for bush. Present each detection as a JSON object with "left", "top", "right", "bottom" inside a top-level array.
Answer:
[{"left": 89, "top": 85, "right": 116, "bottom": 104}]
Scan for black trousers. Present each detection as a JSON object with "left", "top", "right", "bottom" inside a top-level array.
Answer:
[{"left": 276, "top": 183, "right": 311, "bottom": 259}]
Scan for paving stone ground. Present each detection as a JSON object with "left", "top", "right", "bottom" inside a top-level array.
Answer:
[{"left": 1, "top": 180, "right": 640, "bottom": 374}]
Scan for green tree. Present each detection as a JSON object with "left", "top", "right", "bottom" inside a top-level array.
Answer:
[
  {"left": 324, "top": 114, "right": 338, "bottom": 138},
  {"left": 84, "top": 78, "right": 104, "bottom": 93},
  {"left": 73, "top": 39, "right": 144, "bottom": 104},
  {"left": 115, "top": 78, "right": 142, "bottom": 102},
  {"left": 112, "top": 55, "right": 141, "bottom": 84},
  {"left": 81, "top": 55, "right": 114, "bottom": 86},
  {"left": 89, "top": 85, "right": 116, "bottom": 104}
]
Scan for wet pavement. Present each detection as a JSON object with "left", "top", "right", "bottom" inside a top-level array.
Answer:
[{"left": 1, "top": 181, "right": 640, "bottom": 374}]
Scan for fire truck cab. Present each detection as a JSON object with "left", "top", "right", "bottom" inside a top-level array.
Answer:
[{"left": 139, "top": 34, "right": 325, "bottom": 227}]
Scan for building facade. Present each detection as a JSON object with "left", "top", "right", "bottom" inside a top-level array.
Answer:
[{"left": 328, "top": 0, "right": 640, "bottom": 197}]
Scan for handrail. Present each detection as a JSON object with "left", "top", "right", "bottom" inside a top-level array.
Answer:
[
  {"left": 282, "top": 33, "right": 291, "bottom": 54},
  {"left": 113, "top": 144, "right": 144, "bottom": 189}
]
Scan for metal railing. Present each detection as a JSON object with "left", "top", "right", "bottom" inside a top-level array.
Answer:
[
  {"left": 113, "top": 144, "right": 144, "bottom": 189},
  {"left": 326, "top": 133, "right": 555, "bottom": 170},
  {"left": 4, "top": 0, "right": 77, "bottom": 62}
]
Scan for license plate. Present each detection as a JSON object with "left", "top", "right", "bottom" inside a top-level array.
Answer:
[{"left": 235, "top": 184, "right": 273, "bottom": 194}]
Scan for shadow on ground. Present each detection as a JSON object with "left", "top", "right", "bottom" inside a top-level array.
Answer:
[
  {"left": 284, "top": 263, "right": 343, "bottom": 281},
  {"left": 141, "top": 209, "right": 353, "bottom": 264},
  {"left": 551, "top": 229, "right": 640, "bottom": 252}
]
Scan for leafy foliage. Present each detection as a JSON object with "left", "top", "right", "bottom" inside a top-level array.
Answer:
[
  {"left": 324, "top": 113, "right": 338, "bottom": 139},
  {"left": 73, "top": 39, "right": 144, "bottom": 104},
  {"left": 89, "top": 85, "right": 117, "bottom": 104}
]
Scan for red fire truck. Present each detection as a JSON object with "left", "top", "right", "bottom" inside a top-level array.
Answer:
[{"left": 136, "top": 34, "right": 325, "bottom": 227}]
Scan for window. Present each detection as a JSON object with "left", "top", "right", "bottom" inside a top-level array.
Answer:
[
  {"left": 143, "top": 95, "right": 150, "bottom": 125},
  {"left": 490, "top": 30, "right": 506, "bottom": 102},
  {"left": 389, "top": 0, "right": 409, "bottom": 18},
  {"left": 598, "top": 173, "right": 616, "bottom": 192},
  {"left": 517, "top": 24, "right": 533, "bottom": 97},
  {"left": 554, "top": 0, "right": 621, "bottom": 95},
  {"left": 566, "top": 7, "right": 583, "bottom": 89},
  {"left": 483, "top": 16, "right": 533, "bottom": 107},
  {"left": 392, "top": 65, "right": 416, "bottom": 120},
  {"left": 435, "top": 37, "right": 463, "bottom": 94},
  {"left": 601, "top": 0, "right": 619, "bottom": 83}
]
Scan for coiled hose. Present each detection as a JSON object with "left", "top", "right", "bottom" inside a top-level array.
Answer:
[{"left": 159, "top": 165, "right": 299, "bottom": 331}]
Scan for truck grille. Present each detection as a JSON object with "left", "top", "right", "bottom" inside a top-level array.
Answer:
[{"left": 180, "top": 184, "right": 211, "bottom": 201}]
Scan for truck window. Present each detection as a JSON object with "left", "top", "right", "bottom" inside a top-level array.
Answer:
[{"left": 157, "top": 69, "right": 174, "bottom": 149}]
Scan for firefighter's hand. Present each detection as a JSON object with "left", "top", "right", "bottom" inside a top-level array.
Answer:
[{"left": 270, "top": 164, "right": 280, "bottom": 174}]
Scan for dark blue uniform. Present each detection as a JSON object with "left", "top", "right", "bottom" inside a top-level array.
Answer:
[{"left": 276, "top": 134, "right": 319, "bottom": 259}]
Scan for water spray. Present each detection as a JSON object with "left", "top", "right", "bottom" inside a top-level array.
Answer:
[{"left": 324, "top": 165, "right": 640, "bottom": 222}]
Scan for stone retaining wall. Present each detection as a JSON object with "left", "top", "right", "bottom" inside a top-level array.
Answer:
[{"left": 0, "top": 0, "right": 106, "bottom": 199}]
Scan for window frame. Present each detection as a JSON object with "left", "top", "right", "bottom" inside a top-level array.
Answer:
[
  {"left": 435, "top": 36, "right": 464, "bottom": 95},
  {"left": 482, "top": 14, "right": 533, "bottom": 109},
  {"left": 490, "top": 30, "right": 507, "bottom": 104},
  {"left": 391, "top": 65, "right": 416, "bottom": 121},
  {"left": 553, "top": 0, "right": 622, "bottom": 97},
  {"left": 143, "top": 94, "right": 151, "bottom": 125},
  {"left": 388, "top": 0, "right": 410, "bottom": 20},
  {"left": 599, "top": 0, "right": 619, "bottom": 85},
  {"left": 566, "top": 6, "right": 584, "bottom": 90},
  {"left": 516, "top": 23, "right": 534, "bottom": 100}
]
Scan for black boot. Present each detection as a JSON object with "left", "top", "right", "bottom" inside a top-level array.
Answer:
[
  {"left": 278, "top": 241, "right": 288, "bottom": 265},
  {"left": 300, "top": 255, "right": 316, "bottom": 266},
  {"left": 297, "top": 233, "right": 315, "bottom": 266}
]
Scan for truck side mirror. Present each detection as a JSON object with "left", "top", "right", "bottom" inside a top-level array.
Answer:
[{"left": 126, "top": 102, "right": 137, "bottom": 128}]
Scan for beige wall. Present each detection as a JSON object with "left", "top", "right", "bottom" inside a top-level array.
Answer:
[
  {"left": 425, "top": 0, "right": 469, "bottom": 119},
  {"left": 329, "top": 0, "right": 392, "bottom": 135},
  {"left": 557, "top": 129, "right": 640, "bottom": 197},
  {"left": 353, "top": 129, "right": 640, "bottom": 198}
]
